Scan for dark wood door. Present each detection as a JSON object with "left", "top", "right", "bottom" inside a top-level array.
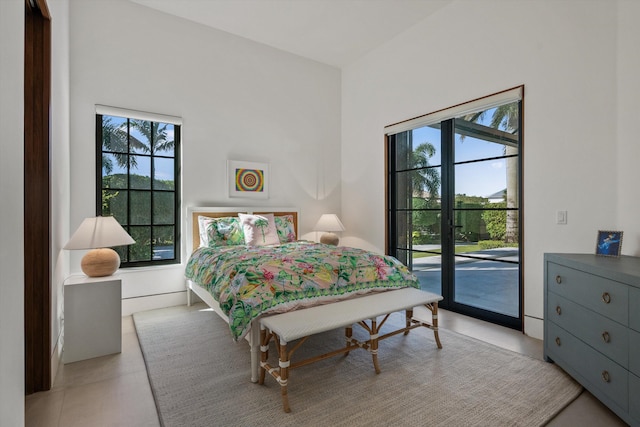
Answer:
[{"left": 24, "top": 0, "right": 52, "bottom": 394}]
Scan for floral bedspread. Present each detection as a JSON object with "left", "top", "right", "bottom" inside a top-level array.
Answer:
[{"left": 185, "top": 241, "right": 419, "bottom": 340}]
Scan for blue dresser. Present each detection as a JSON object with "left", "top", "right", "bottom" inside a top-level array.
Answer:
[{"left": 544, "top": 253, "right": 640, "bottom": 426}]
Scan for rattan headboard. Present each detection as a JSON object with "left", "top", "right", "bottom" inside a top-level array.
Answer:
[{"left": 188, "top": 207, "right": 299, "bottom": 253}]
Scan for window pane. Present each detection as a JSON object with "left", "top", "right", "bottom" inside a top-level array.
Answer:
[
  {"left": 394, "top": 211, "right": 413, "bottom": 251},
  {"left": 153, "top": 157, "right": 174, "bottom": 190},
  {"left": 395, "top": 168, "right": 441, "bottom": 204},
  {"left": 102, "top": 190, "right": 128, "bottom": 224},
  {"left": 130, "top": 155, "right": 151, "bottom": 190},
  {"left": 101, "top": 115, "right": 127, "bottom": 153},
  {"left": 411, "top": 125, "right": 441, "bottom": 167},
  {"left": 455, "top": 160, "right": 508, "bottom": 202},
  {"left": 479, "top": 206, "right": 520, "bottom": 244},
  {"left": 102, "top": 154, "right": 128, "bottom": 189},
  {"left": 394, "top": 127, "right": 441, "bottom": 171},
  {"left": 129, "top": 119, "right": 151, "bottom": 154},
  {"left": 153, "top": 123, "right": 175, "bottom": 156},
  {"left": 454, "top": 102, "right": 519, "bottom": 163},
  {"left": 454, "top": 134, "right": 505, "bottom": 163},
  {"left": 153, "top": 226, "right": 175, "bottom": 260},
  {"left": 114, "top": 245, "right": 128, "bottom": 263},
  {"left": 153, "top": 192, "right": 174, "bottom": 224},
  {"left": 130, "top": 191, "right": 151, "bottom": 225},
  {"left": 413, "top": 208, "right": 441, "bottom": 244},
  {"left": 394, "top": 170, "right": 412, "bottom": 209},
  {"left": 409, "top": 249, "right": 441, "bottom": 296},
  {"left": 394, "top": 248, "right": 411, "bottom": 269},
  {"left": 129, "top": 226, "right": 151, "bottom": 262},
  {"left": 452, "top": 208, "right": 486, "bottom": 242}
]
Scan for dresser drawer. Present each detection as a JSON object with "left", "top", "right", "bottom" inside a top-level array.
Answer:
[
  {"left": 631, "top": 373, "right": 640, "bottom": 424},
  {"left": 547, "top": 262, "right": 628, "bottom": 325},
  {"left": 631, "top": 287, "right": 640, "bottom": 332},
  {"left": 547, "top": 292, "right": 628, "bottom": 367},
  {"left": 546, "top": 321, "right": 628, "bottom": 411},
  {"left": 630, "top": 329, "right": 640, "bottom": 377}
]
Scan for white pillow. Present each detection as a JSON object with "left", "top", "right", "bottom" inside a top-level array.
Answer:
[
  {"left": 238, "top": 213, "right": 280, "bottom": 246},
  {"left": 198, "top": 215, "right": 212, "bottom": 247}
]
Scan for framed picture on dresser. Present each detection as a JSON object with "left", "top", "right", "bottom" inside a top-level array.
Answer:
[{"left": 595, "top": 230, "right": 623, "bottom": 257}]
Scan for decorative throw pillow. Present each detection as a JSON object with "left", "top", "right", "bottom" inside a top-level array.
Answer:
[
  {"left": 274, "top": 214, "right": 296, "bottom": 243},
  {"left": 198, "top": 216, "right": 245, "bottom": 247},
  {"left": 198, "top": 216, "right": 213, "bottom": 247},
  {"left": 238, "top": 213, "right": 280, "bottom": 246}
]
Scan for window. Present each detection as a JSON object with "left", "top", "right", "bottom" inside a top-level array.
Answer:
[{"left": 96, "top": 106, "right": 181, "bottom": 267}]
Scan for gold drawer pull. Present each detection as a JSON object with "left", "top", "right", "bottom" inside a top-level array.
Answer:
[
  {"left": 602, "top": 292, "right": 611, "bottom": 304},
  {"left": 555, "top": 337, "right": 561, "bottom": 346},
  {"left": 601, "top": 371, "right": 610, "bottom": 383},
  {"left": 602, "top": 331, "right": 610, "bottom": 343},
  {"left": 556, "top": 306, "right": 562, "bottom": 315},
  {"left": 555, "top": 275, "right": 562, "bottom": 284}
]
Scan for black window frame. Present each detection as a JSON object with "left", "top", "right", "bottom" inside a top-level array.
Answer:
[
  {"left": 385, "top": 89, "right": 524, "bottom": 331},
  {"left": 96, "top": 113, "right": 181, "bottom": 268}
]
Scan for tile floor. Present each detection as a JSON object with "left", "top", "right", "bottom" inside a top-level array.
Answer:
[{"left": 25, "top": 307, "right": 627, "bottom": 426}]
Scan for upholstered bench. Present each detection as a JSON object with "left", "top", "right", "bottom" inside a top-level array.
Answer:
[{"left": 258, "top": 287, "right": 443, "bottom": 412}]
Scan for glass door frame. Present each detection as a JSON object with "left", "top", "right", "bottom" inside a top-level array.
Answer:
[
  {"left": 440, "top": 115, "right": 523, "bottom": 329},
  {"left": 385, "top": 87, "right": 524, "bottom": 331}
]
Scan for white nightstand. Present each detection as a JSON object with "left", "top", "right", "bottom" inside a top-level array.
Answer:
[{"left": 63, "top": 275, "right": 122, "bottom": 363}]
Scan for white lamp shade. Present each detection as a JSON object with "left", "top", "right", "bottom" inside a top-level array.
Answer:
[
  {"left": 314, "top": 214, "right": 345, "bottom": 232},
  {"left": 64, "top": 216, "right": 135, "bottom": 250}
]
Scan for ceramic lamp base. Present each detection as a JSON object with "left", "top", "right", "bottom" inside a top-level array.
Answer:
[
  {"left": 81, "top": 248, "right": 120, "bottom": 277},
  {"left": 320, "top": 232, "right": 339, "bottom": 246}
]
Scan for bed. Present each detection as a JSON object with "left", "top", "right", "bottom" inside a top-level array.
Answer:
[{"left": 184, "top": 206, "right": 430, "bottom": 383}]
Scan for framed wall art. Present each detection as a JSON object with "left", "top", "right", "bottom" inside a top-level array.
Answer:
[
  {"left": 595, "top": 230, "right": 623, "bottom": 257},
  {"left": 227, "top": 160, "right": 269, "bottom": 199}
]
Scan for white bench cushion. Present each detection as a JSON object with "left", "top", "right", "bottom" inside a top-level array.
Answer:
[{"left": 260, "top": 288, "right": 442, "bottom": 343}]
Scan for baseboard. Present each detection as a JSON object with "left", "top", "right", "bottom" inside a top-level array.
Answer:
[
  {"left": 524, "top": 315, "right": 543, "bottom": 340},
  {"left": 122, "top": 291, "right": 187, "bottom": 316},
  {"left": 51, "top": 332, "right": 63, "bottom": 386}
]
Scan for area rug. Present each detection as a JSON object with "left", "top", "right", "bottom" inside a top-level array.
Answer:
[{"left": 133, "top": 304, "right": 581, "bottom": 427}]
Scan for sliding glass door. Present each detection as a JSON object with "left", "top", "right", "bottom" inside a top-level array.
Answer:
[{"left": 387, "top": 89, "right": 522, "bottom": 329}]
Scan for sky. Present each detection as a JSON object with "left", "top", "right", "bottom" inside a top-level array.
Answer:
[
  {"left": 103, "top": 116, "right": 176, "bottom": 183},
  {"left": 411, "top": 108, "right": 511, "bottom": 198}
]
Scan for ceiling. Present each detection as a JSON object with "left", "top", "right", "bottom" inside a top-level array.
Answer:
[{"left": 129, "top": 0, "right": 449, "bottom": 68}]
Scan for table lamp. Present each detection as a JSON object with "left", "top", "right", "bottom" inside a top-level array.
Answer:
[
  {"left": 314, "top": 214, "right": 345, "bottom": 246},
  {"left": 64, "top": 216, "right": 135, "bottom": 277}
]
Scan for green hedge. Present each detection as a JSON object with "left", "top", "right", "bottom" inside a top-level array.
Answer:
[{"left": 478, "top": 240, "right": 519, "bottom": 250}]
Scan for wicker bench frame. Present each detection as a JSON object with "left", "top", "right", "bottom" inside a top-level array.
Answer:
[{"left": 258, "top": 288, "right": 443, "bottom": 412}]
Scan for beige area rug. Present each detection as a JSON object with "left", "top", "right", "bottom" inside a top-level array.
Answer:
[{"left": 133, "top": 304, "right": 581, "bottom": 427}]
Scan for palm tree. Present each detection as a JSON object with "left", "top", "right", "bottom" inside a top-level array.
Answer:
[
  {"left": 101, "top": 116, "right": 130, "bottom": 175},
  {"left": 101, "top": 117, "right": 174, "bottom": 174},
  {"left": 411, "top": 142, "right": 441, "bottom": 200},
  {"left": 462, "top": 102, "right": 519, "bottom": 243},
  {"left": 129, "top": 119, "right": 173, "bottom": 154}
]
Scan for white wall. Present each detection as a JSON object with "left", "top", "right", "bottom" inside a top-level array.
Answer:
[
  {"left": 341, "top": 0, "right": 635, "bottom": 338},
  {"left": 616, "top": 0, "right": 640, "bottom": 256},
  {"left": 50, "top": 0, "right": 71, "bottom": 382},
  {"left": 68, "top": 0, "right": 341, "bottom": 312},
  {"left": 0, "top": 0, "right": 25, "bottom": 424}
]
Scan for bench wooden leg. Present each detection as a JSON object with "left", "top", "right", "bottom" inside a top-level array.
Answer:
[
  {"left": 344, "top": 326, "right": 353, "bottom": 356},
  {"left": 370, "top": 318, "right": 381, "bottom": 374},
  {"left": 429, "top": 302, "right": 442, "bottom": 349},
  {"left": 404, "top": 309, "right": 413, "bottom": 335},
  {"left": 258, "top": 326, "right": 269, "bottom": 385},
  {"left": 278, "top": 341, "right": 291, "bottom": 413}
]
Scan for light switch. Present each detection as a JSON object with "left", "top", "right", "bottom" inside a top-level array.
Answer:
[{"left": 556, "top": 210, "right": 567, "bottom": 225}]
